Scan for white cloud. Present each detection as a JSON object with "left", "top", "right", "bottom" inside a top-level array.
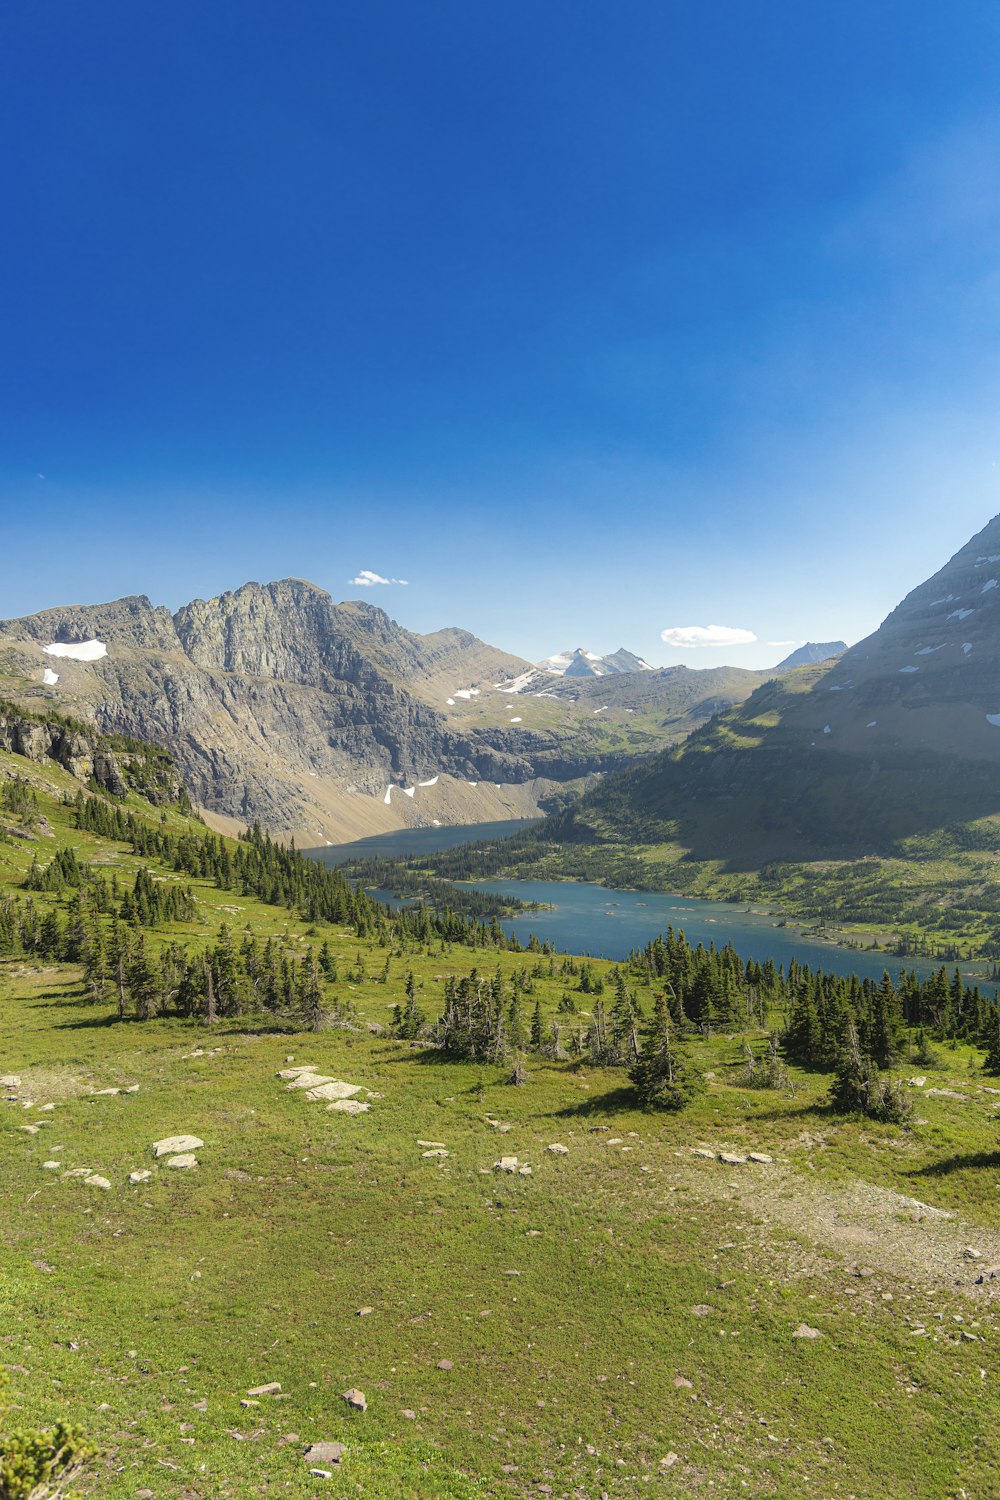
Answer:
[
  {"left": 659, "top": 624, "right": 757, "bottom": 649},
  {"left": 349, "top": 569, "right": 409, "bottom": 587},
  {"left": 767, "top": 639, "right": 801, "bottom": 647}
]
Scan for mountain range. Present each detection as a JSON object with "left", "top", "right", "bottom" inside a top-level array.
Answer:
[
  {"left": 540, "top": 513, "right": 1000, "bottom": 869},
  {"left": 0, "top": 580, "right": 770, "bottom": 843}
]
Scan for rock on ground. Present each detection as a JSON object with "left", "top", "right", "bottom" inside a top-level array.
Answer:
[
  {"left": 166, "top": 1153, "right": 198, "bottom": 1169},
  {"left": 85, "top": 1174, "right": 111, "bottom": 1190},
  {"left": 304, "top": 1080, "right": 363, "bottom": 1102},
  {"left": 327, "top": 1099, "right": 370, "bottom": 1115},
  {"left": 792, "top": 1323, "right": 823, "bottom": 1339},
  {"left": 129, "top": 1169, "right": 153, "bottom": 1184},
  {"left": 152, "top": 1134, "right": 204, "bottom": 1158},
  {"left": 342, "top": 1388, "right": 367, "bottom": 1412},
  {"left": 546, "top": 1143, "right": 569, "bottom": 1155},
  {"left": 304, "top": 1440, "right": 345, "bottom": 1465}
]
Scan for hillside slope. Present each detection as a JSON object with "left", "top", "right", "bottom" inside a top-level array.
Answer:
[
  {"left": 476, "top": 515, "right": 1000, "bottom": 950},
  {"left": 4, "top": 720, "right": 1000, "bottom": 1497}
]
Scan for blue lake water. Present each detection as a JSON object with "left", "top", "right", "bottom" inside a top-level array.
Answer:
[
  {"left": 306, "top": 822, "right": 997, "bottom": 988},
  {"left": 463, "top": 878, "right": 996, "bottom": 987}
]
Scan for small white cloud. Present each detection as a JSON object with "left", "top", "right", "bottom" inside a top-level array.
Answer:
[
  {"left": 659, "top": 624, "right": 757, "bottom": 649},
  {"left": 349, "top": 569, "right": 409, "bottom": 587}
]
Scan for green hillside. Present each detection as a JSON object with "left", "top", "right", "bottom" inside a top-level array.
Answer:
[
  {"left": 456, "top": 517, "right": 1000, "bottom": 957},
  {"left": 4, "top": 726, "right": 1000, "bottom": 1497}
]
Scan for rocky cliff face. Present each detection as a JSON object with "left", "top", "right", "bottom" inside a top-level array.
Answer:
[
  {"left": 0, "top": 706, "right": 185, "bottom": 804},
  {"left": 0, "top": 576, "right": 772, "bottom": 842},
  {"left": 0, "top": 580, "right": 627, "bottom": 839}
]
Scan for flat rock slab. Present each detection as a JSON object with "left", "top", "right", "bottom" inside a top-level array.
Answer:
[
  {"left": 690, "top": 1148, "right": 715, "bottom": 1159},
  {"left": 277, "top": 1066, "right": 320, "bottom": 1079},
  {"left": 496, "top": 1157, "right": 520, "bottom": 1173},
  {"left": 247, "top": 1382, "right": 281, "bottom": 1397},
  {"left": 422, "top": 1149, "right": 449, "bottom": 1158},
  {"left": 792, "top": 1323, "right": 823, "bottom": 1340},
  {"left": 926, "top": 1088, "right": 969, "bottom": 1101},
  {"left": 85, "top": 1174, "right": 111, "bottom": 1190},
  {"left": 327, "top": 1099, "right": 370, "bottom": 1115},
  {"left": 719, "top": 1153, "right": 748, "bottom": 1165},
  {"left": 1, "top": 1076, "right": 21, "bottom": 1088},
  {"left": 129, "top": 1169, "right": 153, "bottom": 1184},
  {"left": 304, "top": 1081, "right": 363, "bottom": 1102},
  {"left": 152, "top": 1135, "right": 204, "bottom": 1158},
  {"left": 342, "top": 1388, "right": 367, "bottom": 1412},
  {"left": 305, "top": 1441, "right": 345, "bottom": 1465},
  {"left": 417, "top": 1140, "right": 448, "bottom": 1148},
  {"left": 546, "top": 1143, "right": 569, "bottom": 1155},
  {"left": 285, "top": 1074, "right": 338, "bottom": 1091},
  {"left": 748, "top": 1153, "right": 773, "bottom": 1164},
  {"left": 166, "top": 1154, "right": 198, "bottom": 1169},
  {"left": 42, "top": 1161, "right": 61, "bottom": 1170},
  {"left": 92, "top": 1087, "right": 120, "bottom": 1096}
]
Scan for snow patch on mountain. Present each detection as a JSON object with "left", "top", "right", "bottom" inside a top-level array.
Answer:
[{"left": 43, "top": 639, "right": 107, "bottom": 662}]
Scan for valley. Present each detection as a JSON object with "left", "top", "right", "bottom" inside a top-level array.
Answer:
[{"left": 431, "top": 515, "right": 1000, "bottom": 960}]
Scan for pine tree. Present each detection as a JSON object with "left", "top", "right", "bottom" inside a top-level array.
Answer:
[
  {"left": 629, "top": 993, "right": 701, "bottom": 1111},
  {"left": 529, "top": 1000, "right": 543, "bottom": 1051},
  {"left": 393, "top": 970, "right": 426, "bottom": 1040},
  {"left": 983, "top": 1007, "right": 1000, "bottom": 1075},
  {"left": 301, "top": 951, "right": 325, "bottom": 1032},
  {"left": 128, "top": 934, "right": 160, "bottom": 1021}
]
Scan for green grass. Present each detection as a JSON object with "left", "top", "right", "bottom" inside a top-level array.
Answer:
[{"left": 3, "top": 756, "right": 1000, "bottom": 1497}]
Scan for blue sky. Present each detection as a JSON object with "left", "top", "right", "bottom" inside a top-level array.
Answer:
[{"left": 3, "top": 2, "right": 1000, "bottom": 669}]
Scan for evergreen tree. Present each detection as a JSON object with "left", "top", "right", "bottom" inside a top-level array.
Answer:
[
  {"left": 629, "top": 993, "right": 701, "bottom": 1111},
  {"left": 393, "top": 971, "right": 426, "bottom": 1040}
]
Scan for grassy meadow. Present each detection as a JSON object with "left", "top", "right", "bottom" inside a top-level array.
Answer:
[{"left": 2, "top": 750, "right": 1000, "bottom": 1498}]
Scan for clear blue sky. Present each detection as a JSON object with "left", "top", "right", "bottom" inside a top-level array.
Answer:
[{"left": 3, "top": 2, "right": 1000, "bottom": 668}]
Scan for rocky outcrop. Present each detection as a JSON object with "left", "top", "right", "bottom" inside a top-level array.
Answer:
[{"left": 0, "top": 707, "right": 184, "bottom": 804}]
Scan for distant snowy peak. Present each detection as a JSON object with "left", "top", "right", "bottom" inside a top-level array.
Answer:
[
  {"left": 494, "top": 647, "right": 653, "bottom": 694},
  {"left": 540, "top": 647, "right": 654, "bottom": 679}
]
